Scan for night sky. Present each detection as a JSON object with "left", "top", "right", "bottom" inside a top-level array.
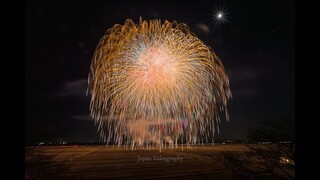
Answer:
[{"left": 25, "top": 0, "right": 295, "bottom": 144}]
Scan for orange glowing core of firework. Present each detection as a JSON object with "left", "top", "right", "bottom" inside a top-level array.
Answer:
[{"left": 132, "top": 46, "right": 177, "bottom": 88}]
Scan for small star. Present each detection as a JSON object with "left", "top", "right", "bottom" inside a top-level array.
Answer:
[{"left": 210, "top": 5, "right": 230, "bottom": 27}]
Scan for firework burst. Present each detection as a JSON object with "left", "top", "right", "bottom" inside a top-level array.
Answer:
[{"left": 88, "top": 18, "right": 231, "bottom": 149}]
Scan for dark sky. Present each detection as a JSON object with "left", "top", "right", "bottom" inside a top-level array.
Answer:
[{"left": 25, "top": 0, "right": 295, "bottom": 144}]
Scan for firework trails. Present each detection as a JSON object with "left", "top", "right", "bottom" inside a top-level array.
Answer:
[{"left": 88, "top": 18, "right": 231, "bottom": 150}]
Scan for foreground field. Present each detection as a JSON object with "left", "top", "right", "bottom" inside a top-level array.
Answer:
[{"left": 25, "top": 144, "right": 294, "bottom": 179}]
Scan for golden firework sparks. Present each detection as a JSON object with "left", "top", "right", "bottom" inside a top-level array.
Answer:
[{"left": 88, "top": 18, "right": 231, "bottom": 149}]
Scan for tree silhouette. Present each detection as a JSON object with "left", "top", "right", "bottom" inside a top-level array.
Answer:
[{"left": 217, "top": 118, "right": 295, "bottom": 179}]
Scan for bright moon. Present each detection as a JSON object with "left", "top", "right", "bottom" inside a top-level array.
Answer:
[{"left": 217, "top": 13, "right": 223, "bottom": 18}]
